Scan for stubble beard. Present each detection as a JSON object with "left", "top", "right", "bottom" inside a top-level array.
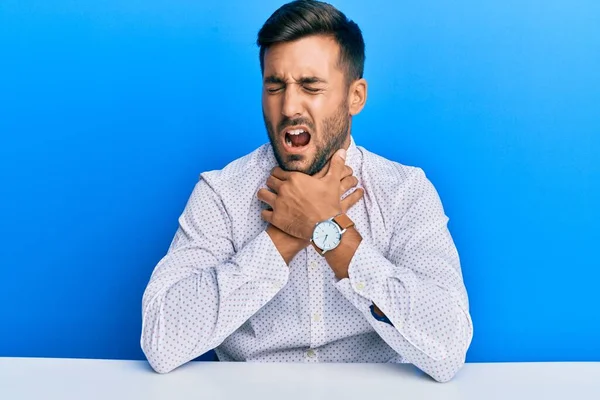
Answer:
[{"left": 264, "top": 99, "right": 350, "bottom": 176}]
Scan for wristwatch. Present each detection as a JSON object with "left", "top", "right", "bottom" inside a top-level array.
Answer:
[{"left": 310, "top": 213, "right": 355, "bottom": 255}]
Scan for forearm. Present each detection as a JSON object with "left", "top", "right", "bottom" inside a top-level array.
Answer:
[
  {"left": 266, "top": 224, "right": 308, "bottom": 264},
  {"left": 141, "top": 231, "right": 289, "bottom": 373},
  {"left": 324, "top": 227, "right": 390, "bottom": 315},
  {"left": 369, "top": 276, "right": 471, "bottom": 383},
  {"left": 335, "top": 238, "right": 473, "bottom": 382},
  {"left": 141, "top": 269, "right": 219, "bottom": 374}
]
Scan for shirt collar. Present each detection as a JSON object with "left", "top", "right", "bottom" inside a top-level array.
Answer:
[{"left": 346, "top": 135, "right": 361, "bottom": 168}]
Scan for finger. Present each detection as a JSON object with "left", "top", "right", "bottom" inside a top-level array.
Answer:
[
  {"left": 325, "top": 148, "right": 347, "bottom": 179},
  {"left": 339, "top": 175, "right": 359, "bottom": 194},
  {"left": 312, "top": 164, "right": 330, "bottom": 179},
  {"left": 314, "top": 158, "right": 352, "bottom": 180},
  {"left": 341, "top": 188, "right": 364, "bottom": 213},
  {"left": 341, "top": 166, "right": 354, "bottom": 180},
  {"left": 261, "top": 209, "right": 273, "bottom": 223},
  {"left": 271, "top": 167, "right": 291, "bottom": 181},
  {"left": 257, "top": 188, "right": 277, "bottom": 208},
  {"left": 266, "top": 175, "right": 283, "bottom": 193}
]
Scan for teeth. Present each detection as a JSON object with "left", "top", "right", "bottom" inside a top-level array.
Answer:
[
  {"left": 285, "top": 136, "right": 292, "bottom": 146},
  {"left": 287, "top": 129, "right": 306, "bottom": 135}
]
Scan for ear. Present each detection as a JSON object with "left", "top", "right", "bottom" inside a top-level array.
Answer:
[{"left": 348, "top": 78, "right": 367, "bottom": 116}]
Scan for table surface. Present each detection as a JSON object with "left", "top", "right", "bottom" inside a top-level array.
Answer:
[{"left": 1, "top": 357, "right": 599, "bottom": 400}]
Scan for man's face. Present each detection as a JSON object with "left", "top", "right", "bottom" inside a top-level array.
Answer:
[{"left": 262, "top": 35, "right": 351, "bottom": 175}]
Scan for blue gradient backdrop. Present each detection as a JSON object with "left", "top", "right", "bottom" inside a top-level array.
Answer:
[{"left": 1, "top": 1, "right": 598, "bottom": 362}]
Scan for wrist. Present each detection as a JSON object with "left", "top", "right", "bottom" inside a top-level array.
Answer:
[
  {"left": 266, "top": 224, "right": 307, "bottom": 265},
  {"left": 305, "top": 208, "right": 343, "bottom": 239},
  {"left": 326, "top": 226, "right": 362, "bottom": 256},
  {"left": 324, "top": 226, "right": 362, "bottom": 279}
]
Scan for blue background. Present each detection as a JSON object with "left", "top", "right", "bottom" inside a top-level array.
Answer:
[{"left": 1, "top": 0, "right": 598, "bottom": 363}]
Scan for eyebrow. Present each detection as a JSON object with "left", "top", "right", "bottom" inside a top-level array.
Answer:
[
  {"left": 264, "top": 75, "right": 285, "bottom": 84},
  {"left": 263, "top": 75, "right": 328, "bottom": 85}
]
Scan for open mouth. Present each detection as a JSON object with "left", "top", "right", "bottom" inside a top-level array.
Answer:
[{"left": 283, "top": 127, "right": 311, "bottom": 152}]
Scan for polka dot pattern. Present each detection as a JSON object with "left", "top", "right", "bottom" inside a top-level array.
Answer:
[{"left": 141, "top": 137, "right": 473, "bottom": 382}]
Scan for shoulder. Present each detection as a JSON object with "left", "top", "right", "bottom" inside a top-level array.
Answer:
[
  {"left": 358, "top": 146, "right": 443, "bottom": 216},
  {"left": 199, "top": 143, "right": 273, "bottom": 191},
  {"left": 358, "top": 146, "right": 428, "bottom": 190}
]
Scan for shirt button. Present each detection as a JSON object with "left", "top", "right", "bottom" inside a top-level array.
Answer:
[
  {"left": 309, "top": 261, "right": 317, "bottom": 269},
  {"left": 307, "top": 349, "right": 316, "bottom": 358},
  {"left": 313, "top": 313, "right": 321, "bottom": 322},
  {"left": 355, "top": 282, "right": 365, "bottom": 291}
]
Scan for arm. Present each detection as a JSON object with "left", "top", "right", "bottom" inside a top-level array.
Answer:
[
  {"left": 141, "top": 179, "right": 289, "bottom": 373},
  {"left": 333, "top": 168, "right": 473, "bottom": 383}
]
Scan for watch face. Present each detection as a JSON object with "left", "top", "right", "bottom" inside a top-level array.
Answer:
[{"left": 312, "top": 220, "right": 341, "bottom": 251}]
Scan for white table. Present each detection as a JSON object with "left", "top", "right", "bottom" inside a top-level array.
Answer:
[{"left": 0, "top": 357, "right": 598, "bottom": 400}]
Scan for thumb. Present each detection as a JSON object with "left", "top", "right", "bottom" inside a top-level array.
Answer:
[{"left": 326, "top": 148, "right": 347, "bottom": 178}]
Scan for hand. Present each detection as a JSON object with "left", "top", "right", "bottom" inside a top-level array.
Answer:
[
  {"left": 258, "top": 148, "right": 364, "bottom": 240},
  {"left": 263, "top": 154, "right": 363, "bottom": 264}
]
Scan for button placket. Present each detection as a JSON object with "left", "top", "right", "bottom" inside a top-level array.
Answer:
[{"left": 307, "top": 251, "right": 325, "bottom": 349}]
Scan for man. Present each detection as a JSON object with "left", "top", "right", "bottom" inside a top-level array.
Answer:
[{"left": 141, "top": 0, "right": 473, "bottom": 383}]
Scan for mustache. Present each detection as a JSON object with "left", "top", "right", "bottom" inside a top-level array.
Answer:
[{"left": 277, "top": 117, "right": 316, "bottom": 133}]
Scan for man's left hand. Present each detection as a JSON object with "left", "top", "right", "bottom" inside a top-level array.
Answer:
[{"left": 257, "top": 149, "right": 361, "bottom": 240}]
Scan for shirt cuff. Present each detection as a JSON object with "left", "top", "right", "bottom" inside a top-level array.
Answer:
[
  {"left": 333, "top": 237, "right": 400, "bottom": 323},
  {"left": 236, "top": 230, "right": 290, "bottom": 288},
  {"left": 349, "top": 236, "right": 395, "bottom": 302}
]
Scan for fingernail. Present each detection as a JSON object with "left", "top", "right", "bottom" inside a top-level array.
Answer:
[{"left": 338, "top": 149, "right": 347, "bottom": 160}]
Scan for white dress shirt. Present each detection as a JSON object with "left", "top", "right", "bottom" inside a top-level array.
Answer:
[{"left": 141, "top": 137, "right": 473, "bottom": 382}]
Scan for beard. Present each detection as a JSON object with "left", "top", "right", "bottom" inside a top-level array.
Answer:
[{"left": 263, "top": 99, "right": 350, "bottom": 176}]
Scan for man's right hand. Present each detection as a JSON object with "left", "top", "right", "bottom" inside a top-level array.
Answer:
[{"left": 265, "top": 160, "right": 364, "bottom": 265}]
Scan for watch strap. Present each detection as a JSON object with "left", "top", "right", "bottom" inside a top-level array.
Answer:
[
  {"left": 332, "top": 213, "right": 354, "bottom": 230},
  {"left": 311, "top": 240, "right": 326, "bottom": 256}
]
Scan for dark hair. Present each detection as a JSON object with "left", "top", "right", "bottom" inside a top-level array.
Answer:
[{"left": 257, "top": 0, "right": 365, "bottom": 85}]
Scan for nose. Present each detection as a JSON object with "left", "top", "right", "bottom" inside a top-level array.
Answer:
[{"left": 281, "top": 84, "right": 304, "bottom": 119}]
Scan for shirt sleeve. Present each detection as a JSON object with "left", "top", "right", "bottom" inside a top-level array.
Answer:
[
  {"left": 141, "top": 178, "right": 289, "bottom": 374},
  {"left": 334, "top": 168, "right": 473, "bottom": 383}
]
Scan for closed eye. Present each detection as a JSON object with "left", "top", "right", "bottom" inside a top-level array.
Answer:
[
  {"left": 266, "top": 86, "right": 284, "bottom": 94},
  {"left": 303, "top": 86, "right": 322, "bottom": 93}
]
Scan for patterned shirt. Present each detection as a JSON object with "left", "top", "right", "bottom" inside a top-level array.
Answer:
[{"left": 141, "top": 137, "right": 473, "bottom": 382}]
